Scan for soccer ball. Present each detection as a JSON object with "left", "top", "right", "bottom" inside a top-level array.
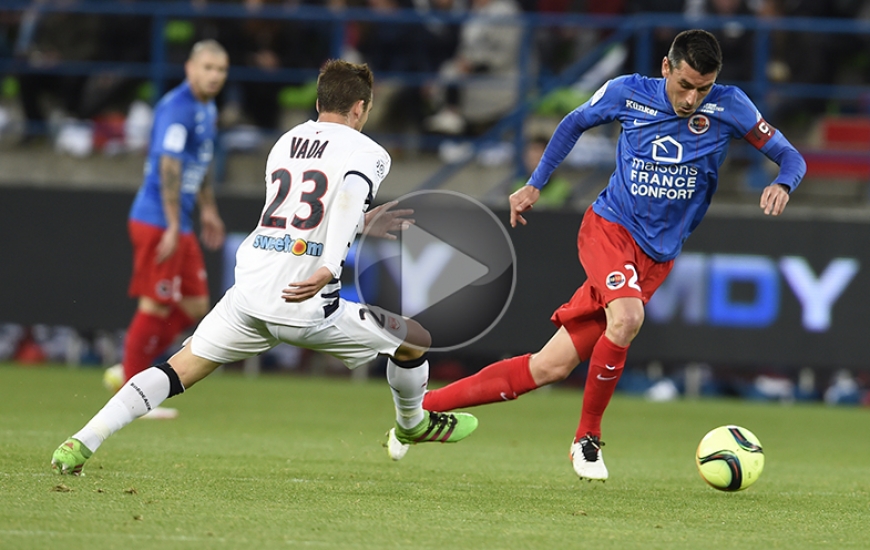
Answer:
[
  {"left": 102, "top": 363, "right": 125, "bottom": 393},
  {"left": 696, "top": 425, "right": 764, "bottom": 491}
]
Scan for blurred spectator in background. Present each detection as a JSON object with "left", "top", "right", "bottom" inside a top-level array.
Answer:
[
  {"left": 625, "top": 0, "right": 684, "bottom": 70},
  {"left": 355, "top": 0, "right": 463, "bottom": 135},
  {"left": 79, "top": 1, "right": 150, "bottom": 117},
  {"left": 13, "top": 0, "right": 101, "bottom": 139},
  {"left": 762, "top": 0, "right": 865, "bottom": 117},
  {"left": 424, "top": 0, "right": 522, "bottom": 135},
  {"left": 413, "top": 0, "right": 465, "bottom": 68},
  {"left": 219, "top": 0, "right": 331, "bottom": 130},
  {"left": 686, "top": 0, "right": 755, "bottom": 83},
  {"left": 108, "top": 40, "right": 228, "bottom": 420},
  {"left": 534, "top": 0, "right": 626, "bottom": 78}
]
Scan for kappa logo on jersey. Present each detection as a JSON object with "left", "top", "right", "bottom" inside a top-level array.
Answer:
[
  {"left": 626, "top": 99, "right": 658, "bottom": 117},
  {"left": 289, "top": 137, "right": 329, "bottom": 159},
  {"left": 606, "top": 271, "right": 626, "bottom": 290},
  {"left": 688, "top": 114, "right": 710, "bottom": 135},
  {"left": 252, "top": 234, "right": 323, "bottom": 256},
  {"left": 376, "top": 158, "right": 386, "bottom": 180}
]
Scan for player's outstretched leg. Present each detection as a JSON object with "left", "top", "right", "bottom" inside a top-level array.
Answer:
[
  {"left": 570, "top": 433, "right": 608, "bottom": 481},
  {"left": 49, "top": 362, "right": 186, "bottom": 476},
  {"left": 51, "top": 438, "right": 93, "bottom": 476},
  {"left": 387, "top": 411, "right": 479, "bottom": 461},
  {"left": 104, "top": 363, "right": 179, "bottom": 419}
]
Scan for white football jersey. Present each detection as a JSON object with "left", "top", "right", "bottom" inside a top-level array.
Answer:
[{"left": 232, "top": 120, "right": 391, "bottom": 326}]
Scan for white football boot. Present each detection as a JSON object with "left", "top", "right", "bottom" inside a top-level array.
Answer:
[{"left": 570, "top": 433, "right": 608, "bottom": 481}]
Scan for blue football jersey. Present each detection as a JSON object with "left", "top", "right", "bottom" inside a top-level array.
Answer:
[
  {"left": 129, "top": 81, "right": 217, "bottom": 233},
  {"left": 529, "top": 74, "right": 803, "bottom": 262}
]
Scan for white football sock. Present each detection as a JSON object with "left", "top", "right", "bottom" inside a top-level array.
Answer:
[
  {"left": 72, "top": 367, "right": 171, "bottom": 452},
  {"left": 386, "top": 359, "right": 428, "bottom": 430}
]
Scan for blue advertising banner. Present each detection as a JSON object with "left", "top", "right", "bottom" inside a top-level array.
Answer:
[{"left": 1, "top": 187, "right": 866, "bottom": 369}]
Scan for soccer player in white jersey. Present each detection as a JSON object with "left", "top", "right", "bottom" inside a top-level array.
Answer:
[
  {"left": 420, "top": 30, "right": 806, "bottom": 481},
  {"left": 51, "top": 60, "right": 478, "bottom": 476}
]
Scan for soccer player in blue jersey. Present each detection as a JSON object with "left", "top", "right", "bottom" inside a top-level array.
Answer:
[
  {"left": 108, "top": 40, "right": 229, "bottom": 419},
  {"left": 420, "top": 30, "right": 806, "bottom": 480}
]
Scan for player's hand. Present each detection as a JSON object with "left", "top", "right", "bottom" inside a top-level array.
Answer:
[
  {"left": 155, "top": 227, "right": 180, "bottom": 264},
  {"left": 281, "top": 266, "right": 334, "bottom": 303},
  {"left": 200, "top": 208, "right": 226, "bottom": 251},
  {"left": 509, "top": 185, "right": 540, "bottom": 227},
  {"left": 364, "top": 201, "right": 414, "bottom": 240},
  {"left": 760, "top": 184, "right": 790, "bottom": 216}
]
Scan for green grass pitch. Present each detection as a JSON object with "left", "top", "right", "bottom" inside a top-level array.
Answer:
[{"left": 1, "top": 363, "right": 869, "bottom": 549}]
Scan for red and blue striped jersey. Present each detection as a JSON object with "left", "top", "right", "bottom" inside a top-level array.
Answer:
[{"left": 529, "top": 74, "right": 805, "bottom": 261}]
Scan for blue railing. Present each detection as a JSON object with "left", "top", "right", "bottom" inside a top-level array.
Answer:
[{"left": 4, "top": 2, "right": 870, "bottom": 190}]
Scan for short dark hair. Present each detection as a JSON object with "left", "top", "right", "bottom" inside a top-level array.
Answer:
[
  {"left": 189, "top": 39, "right": 227, "bottom": 61},
  {"left": 317, "top": 60, "right": 374, "bottom": 116},
  {"left": 667, "top": 30, "right": 722, "bottom": 76}
]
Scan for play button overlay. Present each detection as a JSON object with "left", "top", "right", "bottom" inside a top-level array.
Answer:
[{"left": 356, "top": 190, "right": 516, "bottom": 352}]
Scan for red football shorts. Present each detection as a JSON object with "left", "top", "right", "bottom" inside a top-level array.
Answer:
[
  {"left": 128, "top": 220, "right": 208, "bottom": 305},
  {"left": 551, "top": 206, "right": 674, "bottom": 334}
]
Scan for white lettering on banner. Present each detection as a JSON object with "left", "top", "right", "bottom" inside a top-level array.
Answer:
[
  {"left": 778, "top": 256, "right": 859, "bottom": 332},
  {"left": 646, "top": 253, "right": 859, "bottom": 332}
]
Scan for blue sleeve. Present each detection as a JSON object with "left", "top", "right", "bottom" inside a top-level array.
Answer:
[
  {"left": 724, "top": 87, "right": 806, "bottom": 193},
  {"left": 761, "top": 132, "right": 806, "bottom": 193},
  {"left": 151, "top": 99, "right": 191, "bottom": 159},
  {"left": 528, "top": 77, "right": 625, "bottom": 189}
]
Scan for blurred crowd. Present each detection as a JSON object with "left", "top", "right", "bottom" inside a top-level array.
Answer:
[
  {"left": 4, "top": 322, "right": 870, "bottom": 407},
  {"left": 2, "top": 0, "right": 870, "bottom": 155}
]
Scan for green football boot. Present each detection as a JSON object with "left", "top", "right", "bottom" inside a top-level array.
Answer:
[
  {"left": 51, "top": 438, "right": 93, "bottom": 476},
  {"left": 386, "top": 411, "right": 479, "bottom": 460}
]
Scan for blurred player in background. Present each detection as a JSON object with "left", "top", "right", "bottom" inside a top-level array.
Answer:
[
  {"left": 52, "top": 60, "right": 478, "bottom": 476},
  {"left": 418, "top": 30, "right": 806, "bottom": 481},
  {"left": 104, "top": 40, "right": 229, "bottom": 419}
]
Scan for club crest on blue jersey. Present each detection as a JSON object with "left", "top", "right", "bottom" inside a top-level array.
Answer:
[
  {"left": 688, "top": 114, "right": 710, "bottom": 135},
  {"left": 606, "top": 271, "right": 626, "bottom": 290}
]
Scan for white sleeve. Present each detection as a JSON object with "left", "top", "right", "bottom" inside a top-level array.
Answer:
[{"left": 320, "top": 172, "right": 370, "bottom": 278}]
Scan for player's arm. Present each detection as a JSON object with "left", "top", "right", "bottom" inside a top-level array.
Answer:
[
  {"left": 758, "top": 133, "right": 805, "bottom": 216},
  {"left": 514, "top": 79, "right": 622, "bottom": 227},
  {"left": 363, "top": 201, "right": 414, "bottom": 240},
  {"left": 197, "top": 175, "right": 225, "bottom": 251},
  {"left": 156, "top": 155, "right": 183, "bottom": 263},
  {"left": 732, "top": 89, "right": 806, "bottom": 216},
  {"left": 281, "top": 173, "right": 370, "bottom": 303}
]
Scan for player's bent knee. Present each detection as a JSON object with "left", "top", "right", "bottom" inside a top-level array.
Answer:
[
  {"left": 390, "top": 353, "right": 428, "bottom": 369},
  {"left": 403, "top": 319, "right": 432, "bottom": 352},
  {"left": 167, "top": 345, "right": 222, "bottom": 388},
  {"left": 392, "top": 343, "right": 426, "bottom": 363},
  {"left": 154, "top": 362, "right": 185, "bottom": 398},
  {"left": 609, "top": 309, "right": 645, "bottom": 341}
]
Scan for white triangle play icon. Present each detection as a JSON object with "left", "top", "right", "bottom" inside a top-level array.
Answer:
[{"left": 399, "top": 223, "right": 489, "bottom": 317}]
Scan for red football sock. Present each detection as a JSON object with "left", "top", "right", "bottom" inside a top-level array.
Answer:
[
  {"left": 576, "top": 334, "right": 628, "bottom": 441},
  {"left": 122, "top": 310, "right": 168, "bottom": 381},
  {"left": 154, "top": 307, "right": 194, "bottom": 357},
  {"left": 423, "top": 354, "right": 537, "bottom": 412}
]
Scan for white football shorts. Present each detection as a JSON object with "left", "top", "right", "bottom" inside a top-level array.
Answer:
[{"left": 190, "top": 287, "right": 408, "bottom": 370}]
